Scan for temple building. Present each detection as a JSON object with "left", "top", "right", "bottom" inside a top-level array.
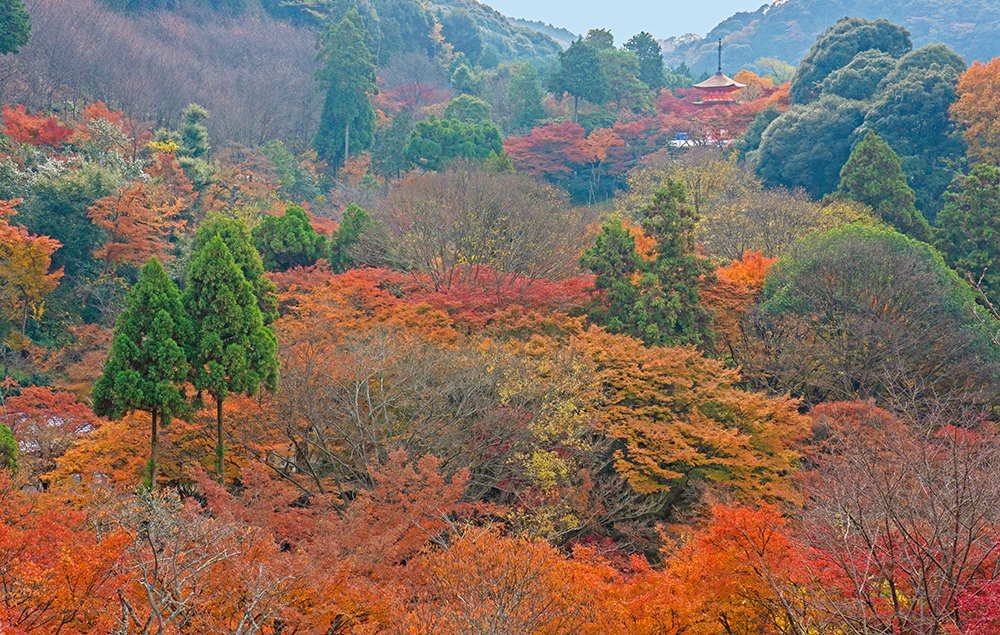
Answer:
[{"left": 693, "top": 40, "right": 744, "bottom": 106}]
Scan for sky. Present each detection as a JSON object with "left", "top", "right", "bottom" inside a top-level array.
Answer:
[{"left": 477, "top": 0, "right": 767, "bottom": 41}]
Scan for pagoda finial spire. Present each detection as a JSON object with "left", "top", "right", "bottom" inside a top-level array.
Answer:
[{"left": 717, "top": 38, "right": 722, "bottom": 74}]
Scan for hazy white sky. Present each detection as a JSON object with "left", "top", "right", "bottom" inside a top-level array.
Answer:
[{"left": 480, "top": 0, "right": 767, "bottom": 41}]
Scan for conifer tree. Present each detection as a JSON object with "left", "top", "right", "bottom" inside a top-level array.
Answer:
[
  {"left": 92, "top": 257, "right": 191, "bottom": 486},
  {"left": 184, "top": 235, "right": 278, "bottom": 484},
  {"left": 313, "top": 9, "right": 377, "bottom": 169},
  {"left": 936, "top": 163, "right": 1000, "bottom": 306},
  {"left": 0, "top": 0, "right": 31, "bottom": 55},
  {"left": 196, "top": 216, "right": 278, "bottom": 325},
  {"left": 837, "top": 130, "right": 930, "bottom": 241},
  {"left": 581, "top": 180, "right": 715, "bottom": 347}
]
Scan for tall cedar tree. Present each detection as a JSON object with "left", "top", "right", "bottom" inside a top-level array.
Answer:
[
  {"left": 184, "top": 235, "right": 278, "bottom": 484},
  {"left": 196, "top": 216, "right": 278, "bottom": 325},
  {"left": 936, "top": 163, "right": 1000, "bottom": 306},
  {"left": 313, "top": 10, "right": 378, "bottom": 170},
  {"left": 836, "top": 130, "right": 930, "bottom": 241},
  {"left": 0, "top": 0, "right": 31, "bottom": 55},
  {"left": 92, "top": 257, "right": 192, "bottom": 486},
  {"left": 582, "top": 180, "right": 715, "bottom": 347},
  {"left": 547, "top": 38, "right": 608, "bottom": 123}
]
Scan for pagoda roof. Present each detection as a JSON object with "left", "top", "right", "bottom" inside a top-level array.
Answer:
[{"left": 694, "top": 73, "right": 745, "bottom": 89}]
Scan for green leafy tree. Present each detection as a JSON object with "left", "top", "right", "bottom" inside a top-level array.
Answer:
[
  {"left": 441, "top": 9, "right": 483, "bottom": 63},
  {"left": 584, "top": 28, "right": 614, "bottom": 50},
  {"left": 735, "top": 105, "right": 781, "bottom": 160},
  {"left": 862, "top": 45, "right": 966, "bottom": 221},
  {"left": 600, "top": 48, "right": 647, "bottom": 111},
  {"left": 749, "top": 224, "right": 1000, "bottom": 411},
  {"left": 92, "top": 258, "right": 192, "bottom": 486},
  {"left": 371, "top": 107, "right": 412, "bottom": 180},
  {"left": 450, "top": 63, "right": 481, "bottom": 95},
  {"left": 821, "top": 49, "right": 897, "bottom": 101},
  {"left": 750, "top": 95, "right": 866, "bottom": 198},
  {"left": 329, "top": 203, "right": 377, "bottom": 272},
  {"left": 507, "top": 62, "right": 546, "bottom": 131},
  {"left": 260, "top": 140, "right": 321, "bottom": 203},
  {"left": 936, "top": 163, "right": 1000, "bottom": 306},
  {"left": 443, "top": 94, "right": 492, "bottom": 124},
  {"left": 313, "top": 10, "right": 378, "bottom": 170},
  {"left": 0, "top": 421, "right": 16, "bottom": 472},
  {"left": 625, "top": 31, "right": 665, "bottom": 92},
  {"left": 547, "top": 38, "right": 608, "bottom": 123},
  {"left": 0, "top": 0, "right": 31, "bottom": 55},
  {"left": 195, "top": 217, "right": 277, "bottom": 325},
  {"left": 184, "top": 236, "right": 278, "bottom": 484},
  {"left": 789, "top": 16, "right": 911, "bottom": 104},
  {"left": 581, "top": 180, "right": 715, "bottom": 347},
  {"left": 404, "top": 115, "right": 504, "bottom": 171},
  {"left": 579, "top": 215, "right": 643, "bottom": 333},
  {"left": 836, "top": 130, "right": 930, "bottom": 241},
  {"left": 251, "top": 204, "right": 328, "bottom": 272}
]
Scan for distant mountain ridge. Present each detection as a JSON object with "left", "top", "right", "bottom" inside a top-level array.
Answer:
[
  {"left": 506, "top": 17, "right": 577, "bottom": 49},
  {"left": 664, "top": 0, "right": 1000, "bottom": 74},
  {"left": 428, "top": 0, "right": 563, "bottom": 63}
]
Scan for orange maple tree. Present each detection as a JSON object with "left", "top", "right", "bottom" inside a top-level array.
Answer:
[{"left": 1, "top": 104, "right": 74, "bottom": 148}]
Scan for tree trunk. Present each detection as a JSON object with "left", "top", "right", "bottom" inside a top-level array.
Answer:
[
  {"left": 150, "top": 410, "right": 158, "bottom": 488},
  {"left": 344, "top": 119, "right": 350, "bottom": 163},
  {"left": 573, "top": 95, "right": 579, "bottom": 124},
  {"left": 216, "top": 396, "right": 225, "bottom": 485}
]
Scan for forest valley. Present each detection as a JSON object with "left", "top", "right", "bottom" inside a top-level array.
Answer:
[{"left": 3, "top": 0, "right": 1000, "bottom": 632}]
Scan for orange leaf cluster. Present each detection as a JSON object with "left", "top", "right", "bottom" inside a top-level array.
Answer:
[{"left": 1, "top": 104, "right": 74, "bottom": 148}]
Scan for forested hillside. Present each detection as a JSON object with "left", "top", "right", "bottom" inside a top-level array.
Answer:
[
  {"left": 666, "top": 0, "right": 1000, "bottom": 73},
  {"left": 3, "top": 0, "right": 1000, "bottom": 631}
]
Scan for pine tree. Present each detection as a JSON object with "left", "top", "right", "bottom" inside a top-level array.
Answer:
[
  {"left": 251, "top": 204, "right": 328, "bottom": 272},
  {"left": 184, "top": 235, "right": 278, "bottom": 484},
  {"left": 92, "top": 257, "right": 192, "bottom": 487},
  {"left": 837, "top": 130, "right": 930, "bottom": 241}
]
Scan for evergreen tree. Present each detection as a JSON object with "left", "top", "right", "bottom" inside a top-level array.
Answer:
[
  {"left": 313, "top": 10, "right": 378, "bottom": 170},
  {"left": 625, "top": 31, "right": 665, "bottom": 92},
  {"left": 579, "top": 215, "right": 643, "bottom": 335},
  {"left": 507, "top": 63, "right": 545, "bottom": 131},
  {"left": 196, "top": 217, "right": 278, "bottom": 325},
  {"left": 581, "top": 180, "right": 715, "bottom": 347},
  {"left": 184, "top": 236, "right": 278, "bottom": 484},
  {"left": 92, "top": 257, "right": 192, "bottom": 487},
  {"left": 251, "top": 204, "right": 328, "bottom": 272},
  {"left": 0, "top": 0, "right": 31, "bottom": 55},
  {"left": 837, "top": 130, "right": 930, "bottom": 241},
  {"left": 329, "top": 203, "right": 377, "bottom": 272},
  {"left": 936, "top": 163, "right": 1000, "bottom": 306},
  {"left": 547, "top": 39, "right": 608, "bottom": 123},
  {"left": 0, "top": 421, "right": 16, "bottom": 473}
]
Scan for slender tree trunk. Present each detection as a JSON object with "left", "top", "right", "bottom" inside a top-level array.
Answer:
[
  {"left": 573, "top": 95, "right": 579, "bottom": 124},
  {"left": 149, "top": 410, "right": 158, "bottom": 488},
  {"left": 345, "top": 119, "right": 350, "bottom": 163},
  {"left": 216, "top": 396, "right": 225, "bottom": 485}
]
